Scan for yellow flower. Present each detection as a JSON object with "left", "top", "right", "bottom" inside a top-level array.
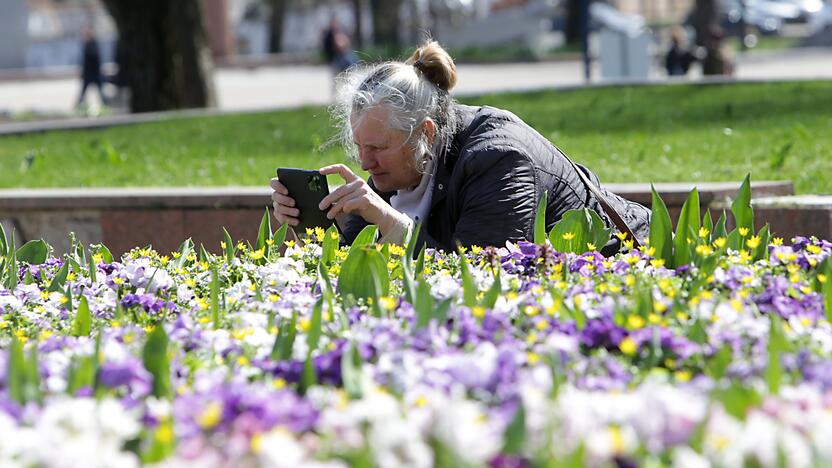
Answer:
[
  {"left": 695, "top": 244, "right": 714, "bottom": 256},
  {"left": 198, "top": 402, "right": 223, "bottom": 429},
  {"left": 561, "top": 232, "right": 575, "bottom": 241},
  {"left": 299, "top": 318, "right": 311, "bottom": 332},
  {"left": 772, "top": 237, "right": 784, "bottom": 246},
  {"left": 414, "top": 395, "right": 428, "bottom": 407},
  {"left": 156, "top": 422, "right": 174, "bottom": 444},
  {"left": 627, "top": 315, "right": 645, "bottom": 329},
  {"left": 524, "top": 305, "right": 539, "bottom": 316},
  {"left": 586, "top": 242, "right": 596, "bottom": 251},
  {"left": 615, "top": 232, "right": 628, "bottom": 241},
  {"left": 248, "top": 248, "right": 265, "bottom": 260},
  {"left": 526, "top": 352, "right": 541, "bottom": 364},
  {"left": 807, "top": 245, "right": 822, "bottom": 255},
  {"left": 738, "top": 227, "right": 749, "bottom": 237},
  {"left": 470, "top": 245, "right": 483, "bottom": 255},
  {"left": 472, "top": 306, "right": 486, "bottom": 318},
  {"left": 713, "top": 237, "right": 727, "bottom": 249},
  {"left": 265, "top": 238, "right": 275, "bottom": 246},
  {"left": 619, "top": 337, "right": 638, "bottom": 355},
  {"left": 250, "top": 432, "right": 263, "bottom": 454},
  {"left": 698, "top": 226, "right": 710, "bottom": 238},
  {"left": 674, "top": 370, "right": 692, "bottom": 382},
  {"left": 379, "top": 296, "right": 397, "bottom": 310},
  {"left": 172, "top": 251, "right": 182, "bottom": 259},
  {"left": 746, "top": 236, "right": 761, "bottom": 250},
  {"left": 273, "top": 378, "right": 286, "bottom": 390},
  {"left": 624, "top": 239, "right": 635, "bottom": 250},
  {"left": 818, "top": 274, "right": 827, "bottom": 284},
  {"left": 220, "top": 241, "right": 227, "bottom": 249},
  {"left": 314, "top": 226, "right": 326, "bottom": 242},
  {"left": 650, "top": 259, "right": 665, "bottom": 268}
]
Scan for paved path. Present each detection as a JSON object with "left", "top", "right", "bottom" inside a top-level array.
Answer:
[{"left": 1, "top": 48, "right": 830, "bottom": 116}]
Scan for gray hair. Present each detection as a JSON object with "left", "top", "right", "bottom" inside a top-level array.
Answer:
[{"left": 330, "top": 45, "right": 459, "bottom": 171}]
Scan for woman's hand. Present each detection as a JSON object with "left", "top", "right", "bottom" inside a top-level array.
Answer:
[
  {"left": 270, "top": 177, "right": 300, "bottom": 227},
  {"left": 317, "top": 164, "right": 403, "bottom": 235}
]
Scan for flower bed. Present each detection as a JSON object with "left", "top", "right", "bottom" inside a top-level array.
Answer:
[{"left": 2, "top": 179, "right": 832, "bottom": 467}]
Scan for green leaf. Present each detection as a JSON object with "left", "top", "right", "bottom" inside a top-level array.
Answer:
[
  {"left": 306, "top": 298, "right": 324, "bottom": 352},
  {"left": 142, "top": 324, "right": 172, "bottom": 399},
  {"left": 0, "top": 221, "right": 7, "bottom": 257},
  {"left": 415, "top": 245, "right": 426, "bottom": 276},
  {"left": 16, "top": 239, "right": 48, "bottom": 265},
  {"left": 731, "top": 174, "right": 754, "bottom": 236},
  {"left": 548, "top": 209, "right": 612, "bottom": 254},
  {"left": 271, "top": 311, "right": 298, "bottom": 361},
  {"left": 72, "top": 296, "right": 92, "bottom": 337},
  {"left": 404, "top": 221, "right": 423, "bottom": 264},
  {"left": 96, "top": 244, "right": 114, "bottom": 264},
  {"left": 321, "top": 225, "right": 339, "bottom": 266},
  {"left": 24, "top": 344, "right": 41, "bottom": 404},
  {"left": 534, "top": 190, "right": 548, "bottom": 245},
  {"left": 87, "top": 250, "right": 97, "bottom": 284},
  {"left": 766, "top": 314, "right": 787, "bottom": 395},
  {"left": 337, "top": 246, "right": 390, "bottom": 301},
  {"left": 6, "top": 336, "right": 26, "bottom": 404},
  {"left": 674, "top": 188, "right": 700, "bottom": 267},
  {"left": 706, "top": 345, "right": 732, "bottom": 381},
  {"left": 273, "top": 223, "right": 288, "bottom": 254},
  {"left": 702, "top": 210, "right": 714, "bottom": 241},
  {"left": 434, "top": 297, "right": 453, "bottom": 324},
  {"left": 459, "top": 254, "right": 478, "bottom": 307},
  {"left": 223, "top": 228, "right": 235, "bottom": 264},
  {"left": 713, "top": 210, "right": 728, "bottom": 241},
  {"left": 819, "top": 261, "right": 832, "bottom": 323},
  {"left": 210, "top": 266, "right": 220, "bottom": 329},
  {"left": 256, "top": 208, "right": 273, "bottom": 254},
  {"left": 299, "top": 352, "right": 316, "bottom": 395},
  {"left": 502, "top": 403, "right": 526, "bottom": 454},
  {"left": 414, "top": 277, "right": 433, "bottom": 329},
  {"left": 480, "top": 271, "right": 502, "bottom": 309},
  {"left": 753, "top": 224, "right": 771, "bottom": 262},
  {"left": 341, "top": 341, "right": 364, "bottom": 400},
  {"left": 648, "top": 185, "right": 674, "bottom": 267},
  {"left": 142, "top": 417, "right": 176, "bottom": 463},
  {"left": 4, "top": 246, "right": 16, "bottom": 290},
  {"left": 24, "top": 269, "right": 34, "bottom": 285},
  {"left": 351, "top": 225, "right": 378, "bottom": 248},
  {"left": 175, "top": 238, "right": 194, "bottom": 269},
  {"left": 711, "top": 382, "right": 761, "bottom": 421}
]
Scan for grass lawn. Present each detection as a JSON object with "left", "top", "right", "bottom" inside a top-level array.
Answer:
[{"left": 1, "top": 80, "right": 830, "bottom": 193}]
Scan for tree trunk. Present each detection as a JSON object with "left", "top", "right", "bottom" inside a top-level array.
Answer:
[
  {"left": 564, "top": 0, "right": 582, "bottom": 45},
  {"left": 369, "top": 0, "right": 400, "bottom": 47},
  {"left": 101, "top": 0, "right": 217, "bottom": 113},
  {"left": 268, "top": 0, "right": 288, "bottom": 53},
  {"left": 692, "top": 0, "right": 725, "bottom": 75},
  {"left": 351, "top": 0, "right": 364, "bottom": 48}
]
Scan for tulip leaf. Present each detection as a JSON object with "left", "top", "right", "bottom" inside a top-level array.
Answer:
[
  {"left": 16, "top": 239, "right": 48, "bottom": 266},
  {"left": 534, "top": 190, "right": 548, "bottom": 245},
  {"left": 338, "top": 245, "right": 389, "bottom": 301},
  {"left": 142, "top": 324, "right": 172, "bottom": 399},
  {"left": 351, "top": 225, "right": 378, "bottom": 249},
  {"left": 256, "top": 208, "right": 272, "bottom": 253},
  {"left": 72, "top": 295, "right": 92, "bottom": 337},
  {"left": 649, "top": 185, "right": 673, "bottom": 267}
]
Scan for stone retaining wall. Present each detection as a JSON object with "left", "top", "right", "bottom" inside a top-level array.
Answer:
[{"left": 0, "top": 181, "right": 797, "bottom": 257}]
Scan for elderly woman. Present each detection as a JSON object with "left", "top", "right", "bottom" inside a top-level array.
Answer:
[{"left": 271, "top": 41, "right": 650, "bottom": 255}]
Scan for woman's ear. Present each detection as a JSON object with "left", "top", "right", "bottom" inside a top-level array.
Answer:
[{"left": 422, "top": 118, "right": 437, "bottom": 147}]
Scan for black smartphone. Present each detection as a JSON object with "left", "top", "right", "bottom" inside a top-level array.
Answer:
[{"left": 276, "top": 168, "right": 335, "bottom": 232}]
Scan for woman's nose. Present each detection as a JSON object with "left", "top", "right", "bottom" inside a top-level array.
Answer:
[{"left": 359, "top": 150, "right": 376, "bottom": 171}]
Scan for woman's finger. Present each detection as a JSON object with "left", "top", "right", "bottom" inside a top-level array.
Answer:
[
  {"left": 318, "top": 164, "right": 360, "bottom": 183},
  {"left": 271, "top": 191, "right": 296, "bottom": 208},
  {"left": 326, "top": 189, "right": 366, "bottom": 219},
  {"left": 319, "top": 180, "right": 360, "bottom": 210},
  {"left": 269, "top": 178, "right": 288, "bottom": 195}
]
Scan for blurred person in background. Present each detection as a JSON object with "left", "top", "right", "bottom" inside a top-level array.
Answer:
[
  {"left": 271, "top": 41, "right": 650, "bottom": 255},
  {"left": 321, "top": 17, "right": 357, "bottom": 77},
  {"left": 77, "top": 25, "right": 108, "bottom": 108},
  {"left": 665, "top": 26, "right": 696, "bottom": 76}
]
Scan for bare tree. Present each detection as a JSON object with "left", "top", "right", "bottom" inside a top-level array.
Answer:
[
  {"left": 100, "top": 0, "right": 217, "bottom": 113},
  {"left": 268, "top": 0, "right": 289, "bottom": 52},
  {"left": 369, "top": 0, "right": 401, "bottom": 46},
  {"left": 691, "top": 0, "right": 726, "bottom": 75}
]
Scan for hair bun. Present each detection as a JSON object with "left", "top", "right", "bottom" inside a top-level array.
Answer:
[{"left": 406, "top": 40, "right": 457, "bottom": 92}]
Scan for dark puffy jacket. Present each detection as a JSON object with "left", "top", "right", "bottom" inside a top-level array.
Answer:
[{"left": 343, "top": 104, "right": 650, "bottom": 254}]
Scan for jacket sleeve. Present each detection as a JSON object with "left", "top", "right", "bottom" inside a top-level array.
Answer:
[{"left": 451, "top": 146, "right": 538, "bottom": 248}]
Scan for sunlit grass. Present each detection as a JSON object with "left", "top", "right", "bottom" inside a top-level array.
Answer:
[{"left": 1, "top": 80, "right": 830, "bottom": 193}]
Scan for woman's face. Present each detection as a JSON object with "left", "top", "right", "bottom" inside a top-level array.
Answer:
[{"left": 351, "top": 106, "right": 422, "bottom": 193}]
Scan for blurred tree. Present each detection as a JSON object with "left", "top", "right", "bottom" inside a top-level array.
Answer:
[
  {"left": 370, "top": 0, "right": 401, "bottom": 46},
  {"left": 101, "top": 0, "right": 217, "bottom": 113},
  {"left": 351, "top": 0, "right": 364, "bottom": 48},
  {"left": 268, "top": 0, "right": 289, "bottom": 53},
  {"left": 691, "top": 0, "right": 725, "bottom": 75},
  {"left": 564, "top": 0, "right": 581, "bottom": 45}
]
